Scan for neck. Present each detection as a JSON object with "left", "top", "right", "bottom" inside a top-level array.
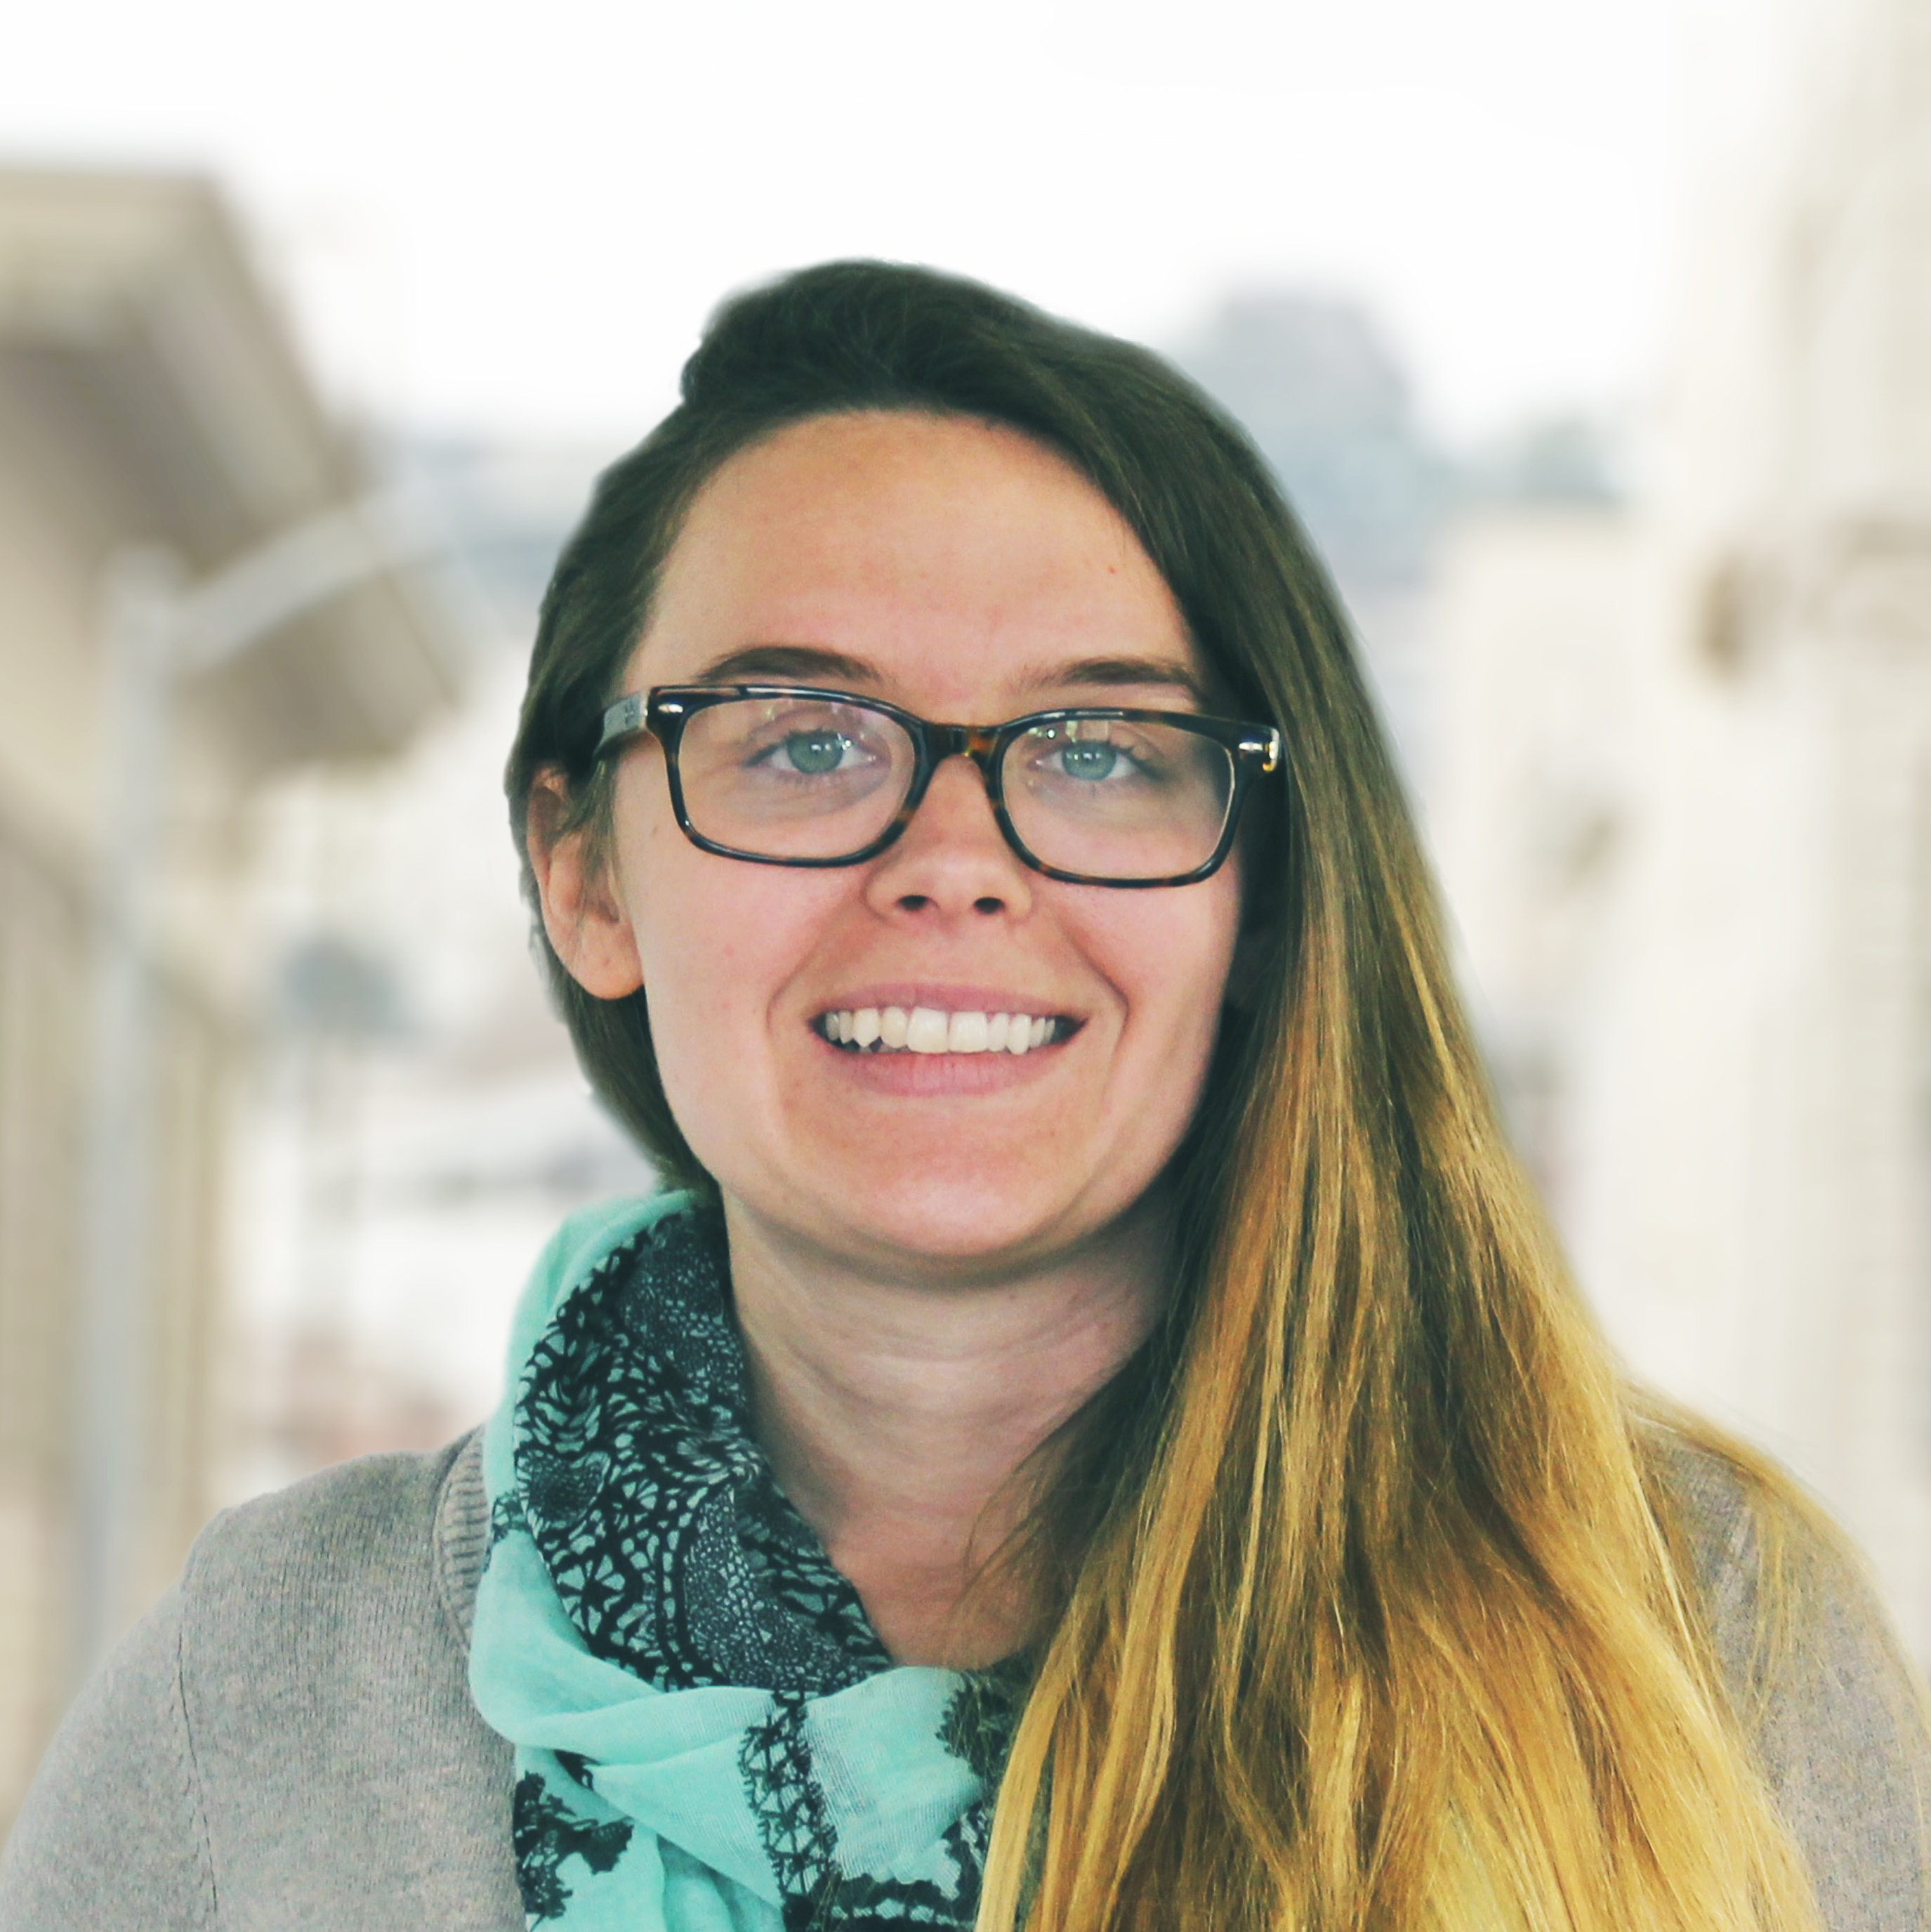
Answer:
[{"left": 725, "top": 1196, "right": 1168, "bottom": 1669}]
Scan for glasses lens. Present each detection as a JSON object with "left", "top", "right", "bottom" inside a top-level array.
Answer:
[
  {"left": 1000, "top": 716, "right": 1235, "bottom": 880},
  {"left": 675, "top": 695, "right": 917, "bottom": 859}
]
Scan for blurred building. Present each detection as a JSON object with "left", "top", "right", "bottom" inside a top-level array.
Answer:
[
  {"left": 1177, "top": 294, "right": 1449, "bottom": 785},
  {"left": 1428, "top": 0, "right": 1931, "bottom": 1652},
  {"left": 0, "top": 169, "right": 461, "bottom": 1831},
  {"left": 220, "top": 435, "right": 654, "bottom": 1504}
]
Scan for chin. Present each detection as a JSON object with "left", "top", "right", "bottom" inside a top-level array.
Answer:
[{"left": 809, "top": 1166, "right": 1119, "bottom": 1277}]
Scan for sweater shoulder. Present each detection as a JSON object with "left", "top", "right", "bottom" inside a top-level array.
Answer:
[
  {"left": 0, "top": 1582, "right": 213, "bottom": 1928},
  {"left": 1637, "top": 1421, "right": 1906, "bottom": 1678},
  {"left": 189, "top": 1431, "right": 470, "bottom": 1604},
  {"left": 176, "top": 1426, "right": 494, "bottom": 1757},
  {"left": 3, "top": 1431, "right": 519, "bottom": 1930},
  {"left": 176, "top": 1428, "right": 521, "bottom": 1928},
  {"left": 1641, "top": 1419, "right": 1931, "bottom": 1926}
]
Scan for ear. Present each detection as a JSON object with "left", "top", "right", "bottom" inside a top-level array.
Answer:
[{"left": 525, "top": 770, "right": 646, "bottom": 999}]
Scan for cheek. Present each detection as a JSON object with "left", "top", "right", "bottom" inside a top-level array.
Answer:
[
  {"left": 630, "top": 879, "right": 779, "bottom": 1171},
  {"left": 1128, "top": 874, "right": 1241, "bottom": 1008},
  {"left": 1084, "top": 874, "right": 1243, "bottom": 1080},
  {"left": 622, "top": 829, "right": 845, "bottom": 1120}
]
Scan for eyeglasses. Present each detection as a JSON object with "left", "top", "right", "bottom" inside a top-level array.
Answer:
[{"left": 595, "top": 685, "right": 1283, "bottom": 888}]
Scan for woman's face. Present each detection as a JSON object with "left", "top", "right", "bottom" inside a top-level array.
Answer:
[{"left": 553, "top": 410, "right": 1244, "bottom": 1279}]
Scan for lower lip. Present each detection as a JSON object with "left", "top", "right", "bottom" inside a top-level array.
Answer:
[{"left": 810, "top": 1028, "right": 1073, "bottom": 1096}]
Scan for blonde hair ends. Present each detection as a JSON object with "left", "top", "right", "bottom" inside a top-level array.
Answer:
[{"left": 976, "top": 811, "right": 1824, "bottom": 1932}]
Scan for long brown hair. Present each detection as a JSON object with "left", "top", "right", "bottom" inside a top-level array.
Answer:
[{"left": 508, "top": 261, "right": 1824, "bottom": 1929}]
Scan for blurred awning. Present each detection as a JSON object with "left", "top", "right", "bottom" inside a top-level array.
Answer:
[{"left": 0, "top": 167, "right": 463, "bottom": 778}]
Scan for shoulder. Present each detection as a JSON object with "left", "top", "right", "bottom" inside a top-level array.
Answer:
[
  {"left": 183, "top": 1428, "right": 489, "bottom": 1646},
  {"left": 1641, "top": 1423, "right": 1777, "bottom": 1654},
  {"left": 175, "top": 1431, "right": 517, "bottom": 1907},
  {"left": 1640, "top": 1420, "right": 1918, "bottom": 1704},
  {"left": 1, "top": 1432, "right": 520, "bottom": 1931},
  {"left": 1642, "top": 1420, "right": 1931, "bottom": 1927},
  {"left": 0, "top": 1577, "right": 211, "bottom": 1926}
]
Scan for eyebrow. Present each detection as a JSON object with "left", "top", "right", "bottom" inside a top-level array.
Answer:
[
  {"left": 683, "top": 644, "right": 1212, "bottom": 708},
  {"left": 1040, "top": 656, "right": 1211, "bottom": 707},
  {"left": 686, "top": 643, "right": 878, "bottom": 686}
]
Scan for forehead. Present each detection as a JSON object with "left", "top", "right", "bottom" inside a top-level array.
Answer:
[{"left": 633, "top": 411, "right": 1200, "bottom": 702}]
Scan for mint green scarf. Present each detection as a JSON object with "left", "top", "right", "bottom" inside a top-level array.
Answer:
[{"left": 468, "top": 1193, "right": 1017, "bottom": 1929}]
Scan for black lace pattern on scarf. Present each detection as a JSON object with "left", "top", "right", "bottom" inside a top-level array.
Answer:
[
  {"left": 508, "top": 1203, "right": 1020, "bottom": 1928},
  {"left": 513, "top": 1772, "right": 633, "bottom": 1921}
]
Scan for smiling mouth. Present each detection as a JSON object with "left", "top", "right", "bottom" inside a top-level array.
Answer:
[{"left": 814, "top": 1004, "right": 1076, "bottom": 1056}]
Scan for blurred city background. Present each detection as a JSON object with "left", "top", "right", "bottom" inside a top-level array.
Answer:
[{"left": 5, "top": 0, "right": 1930, "bottom": 1838}]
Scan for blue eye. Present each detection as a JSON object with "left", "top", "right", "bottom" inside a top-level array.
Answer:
[
  {"left": 779, "top": 730, "right": 851, "bottom": 775},
  {"left": 1058, "top": 741, "right": 1121, "bottom": 782}
]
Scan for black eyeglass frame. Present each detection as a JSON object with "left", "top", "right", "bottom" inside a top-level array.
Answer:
[{"left": 594, "top": 683, "right": 1284, "bottom": 888}]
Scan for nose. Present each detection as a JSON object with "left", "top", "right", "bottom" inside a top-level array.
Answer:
[{"left": 861, "top": 751, "right": 1034, "bottom": 921}]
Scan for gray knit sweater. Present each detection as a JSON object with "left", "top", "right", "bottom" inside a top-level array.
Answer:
[{"left": 2, "top": 1428, "right": 1927, "bottom": 1928}]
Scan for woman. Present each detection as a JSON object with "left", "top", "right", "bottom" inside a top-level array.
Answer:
[{"left": 4, "top": 261, "right": 1927, "bottom": 1931}]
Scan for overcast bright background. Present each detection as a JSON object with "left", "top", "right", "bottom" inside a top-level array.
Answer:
[
  {"left": 0, "top": 0, "right": 1759, "bottom": 450},
  {"left": 0, "top": 0, "right": 1800, "bottom": 1483}
]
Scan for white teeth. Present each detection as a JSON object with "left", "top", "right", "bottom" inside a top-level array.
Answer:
[
  {"left": 948, "top": 1011, "right": 989, "bottom": 1053},
  {"left": 819, "top": 1006, "right": 1064, "bottom": 1054}
]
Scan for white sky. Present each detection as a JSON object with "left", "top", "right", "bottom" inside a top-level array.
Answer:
[{"left": 4, "top": 0, "right": 1728, "bottom": 454}]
